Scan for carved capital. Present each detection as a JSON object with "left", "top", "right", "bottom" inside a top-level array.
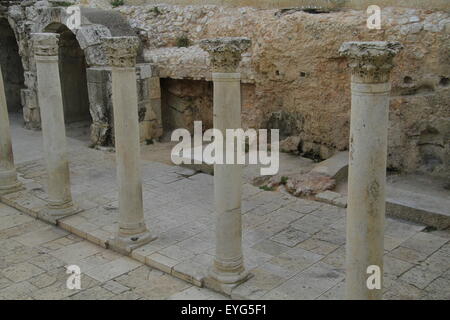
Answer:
[
  {"left": 103, "top": 36, "right": 140, "bottom": 68},
  {"left": 32, "top": 33, "right": 60, "bottom": 56},
  {"left": 200, "top": 37, "right": 251, "bottom": 73},
  {"left": 339, "top": 41, "right": 403, "bottom": 83}
]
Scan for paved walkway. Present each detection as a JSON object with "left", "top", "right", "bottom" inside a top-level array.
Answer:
[
  {"left": 0, "top": 203, "right": 227, "bottom": 300},
  {"left": 1, "top": 114, "right": 449, "bottom": 299}
]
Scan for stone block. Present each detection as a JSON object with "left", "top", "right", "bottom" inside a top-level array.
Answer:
[
  {"left": 84, "top": 257, "right": 141, "bottom": 282},
  {"left": 14, "top": 226, "right": 68, "bottom": 246},
  {"left": 76, "top": 24, "right": 111, "bottom": 50},
  {"left": 146, "top": 253, "right": 179, "bottom": 274},
  {"left": 137, "top": 63, "right": 158, "bottom": 79},
  {"left": 172, "top": 259, "right": 207, "bottom": 287}
]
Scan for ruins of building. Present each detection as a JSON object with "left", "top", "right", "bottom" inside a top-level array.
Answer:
[
  {"left": 0, "top": 0, "right": 449, "bottom": 179},
  {"left": 0, "top": 0, "right": 162, "bottom": 147}
]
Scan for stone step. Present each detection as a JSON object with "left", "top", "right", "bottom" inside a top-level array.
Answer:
[
  {"left": 386, "top": 186, "right": 450, "bottom": 230},
  {"left": 311, "top": 151, "right": 348, "bottom": 183},
  {"left": 316, "top": 171, "right": 450, "bottom": 229}
]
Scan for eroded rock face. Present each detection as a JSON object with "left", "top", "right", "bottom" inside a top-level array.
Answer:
[{"left": 119, "top": 4, "right": 449, "bottom": 177}]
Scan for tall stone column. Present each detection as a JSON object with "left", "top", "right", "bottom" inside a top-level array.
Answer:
[
  {"left": 200, "top": 37, "right": 251, "bottom": 286},
  {"left": 339, "top": 41, "right": 402, "bottom": 300},
  {"left": 0, "top": 65, "right": 22, "bottom": 194},
  {"left": 33, "top": 33, "right": 80, "bottom": 222},
  {"left": 103, "top": 37, "right": 154, "bottom": 253}
]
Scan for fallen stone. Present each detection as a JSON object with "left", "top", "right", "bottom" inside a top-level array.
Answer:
[
  {"left": 311, "top": 151, "right": 348, "bottom": 183},
  {"left": 280, "top": 136, "right": 301, "bottom": 153},
  {"left": 285, "top": 172, "right": 336, "bottom": 196}
]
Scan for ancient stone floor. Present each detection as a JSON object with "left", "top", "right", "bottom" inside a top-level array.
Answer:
[
  {"left": 1, "top": 114, "right": 449, "bottom": 300},
  {"left": 0, "top": 203, "right": 227, "bottom": 300}
]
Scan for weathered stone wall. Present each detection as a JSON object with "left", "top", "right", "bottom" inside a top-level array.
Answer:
[
  {"left": 124, "top": 0, "right": 450, "bottom": 11},
  {"left": 159, "top": 78, "right": 256, "bottom": 134},
  {"left": 120, "top": 4, "right": 450, "bottom": 177},
  {"left": 161, "top": 78, "right": 213, "bottom": 133}
]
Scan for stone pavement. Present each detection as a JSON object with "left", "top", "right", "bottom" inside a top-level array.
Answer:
[
  {"left": 0, "top": 203, "right": 227, "bottom": 300},
  {"left": 1, "top": 116, "right": 449, "bottom": 300}
]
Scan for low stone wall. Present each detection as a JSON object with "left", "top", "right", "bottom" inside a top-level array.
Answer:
[{"left": 119, "top": 4, "right": 449, "bottom": 177}]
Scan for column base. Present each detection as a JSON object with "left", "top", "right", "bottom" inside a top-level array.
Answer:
[
  {"left": 204, "top": 266, "right": 252, "bottom": 295},
  {"left": 108, "top": 230, "right": 156, "bottom": 255},
  {"left": 0, "top": 181, "right": 24, "bottom": 195},
  {"left": 0, "top": 169, "right": 24, "bottom": 195},
  {"left": 39, "top": 201, "right": 83, "bottom": 224},
  {"left": 210, "top": 262, "right": 250, "bottom": 284}
]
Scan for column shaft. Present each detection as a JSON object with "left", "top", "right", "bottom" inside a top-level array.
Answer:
[
  {"left": 339, "top": 41, "right": 402, "bottom": 300},
  {"left": 213, "top": 73, "right": 245, "bottom": 281},
  {"left": 346, "top": 81, "right": 390, "bottom": 300},
  {"left": 104, "top": 36, "right": 154, "bottom": 252},
  {"left": 36, "top": 56, "right": 72, "bottom": 207},
  {"left": 33, "top": 33, "right": 79, "bottom": 221},
  {"left": 200, "top": 37, "right": 251, "bottom": 286},
  {"left": 112, "top": 68, "right": 147, "bottom": 236},
  {"left": 0, "top": 65, "right": 21, "bottom": 194}
]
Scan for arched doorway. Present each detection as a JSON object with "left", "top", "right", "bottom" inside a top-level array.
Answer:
[
  {"left": 0, "top": 18, "right": 24, "bottom": 113},
  {"left": 44, "top": 23, "right": 91, "bottom": 124}
]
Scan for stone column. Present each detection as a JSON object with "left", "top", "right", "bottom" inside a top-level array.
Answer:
[
  {"left": 339, "top": 41, "right": 402, "bottom": 300},
  {"left": 200, "top": 37, "right": 251, "bottom": 286},
  {"left": 103, "top": 37, "right": 154, "bottom": 253},
  {"left": 0, "top": 64, "right": 22, "bottom": 194},
  {"left": 33, "top": 33, "right": 80, "bottom": 222}
]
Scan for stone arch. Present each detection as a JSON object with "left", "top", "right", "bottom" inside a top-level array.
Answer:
[
  {"left": 43, "top": 22, "right": 91, "bottom": 124},
  {"left": 32, "top": 6, "right": 141, "bottom": 67},
  {"left": 0, "top": 17, "right": 25, "bottom": 113},
  {"left": 23, "top": 5, "right": 149, "bottom": 145}
]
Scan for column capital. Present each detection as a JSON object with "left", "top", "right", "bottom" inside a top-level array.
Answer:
[
  {"left": 32, "top": 33, "right": 60, "bottom": 56},
  {"left": 103, "top": 36, "right": 140, "bottom": 68},
  {"left": 339, "top": 41, "right": 403, "bottom": 83},
  {"left": 200, "top": 37, "right": 251, "bottom": 73}
]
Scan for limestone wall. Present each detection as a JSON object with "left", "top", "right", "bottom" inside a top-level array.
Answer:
[
  {"left": 124, "top": 0, "right": 450, "bottom": 11},
  {"left": 120, "top": 4, "right": 450, "bottom": 177}
]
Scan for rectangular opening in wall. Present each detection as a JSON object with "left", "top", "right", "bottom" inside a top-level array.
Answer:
[
  {"left": 160, "top": 78, "right": 214, "bottom": 139},
  {"left": 160, "top": 78, "right": 257, "bottom": 139}
]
